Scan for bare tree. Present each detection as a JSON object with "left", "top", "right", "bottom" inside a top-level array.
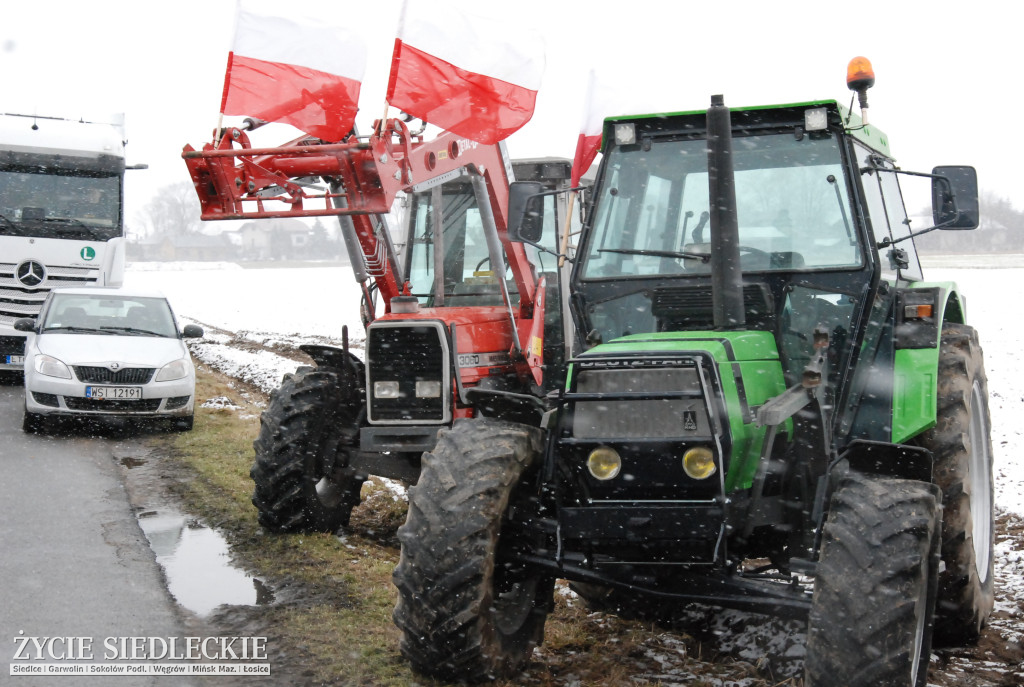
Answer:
[{"left": 135, "top": 180, "right": 203, "bottom": 238}]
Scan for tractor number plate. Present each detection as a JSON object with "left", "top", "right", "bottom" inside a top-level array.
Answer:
[
  {"left": 86, "top": 386, "right": 143, "bottom": 401},
  {"left": 458, "top": 351, "right": 510, "bottom": 368}
]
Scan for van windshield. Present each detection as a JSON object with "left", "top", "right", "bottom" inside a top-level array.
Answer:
[{"left": 0, "top": 169, "right": 122, "bottom": 240}]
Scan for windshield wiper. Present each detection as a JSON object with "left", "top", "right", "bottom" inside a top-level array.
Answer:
[
  {"left": 100, "top": 326, "right": 167, "bottom": 337},
  {"left": 40, "top": 217, "right": 94, "bottom": 231},
  {"left": 0, "top": 213, "right": 23, "bottom": 234},
  {"left": 43, "top": 326, "right": 105, "bottom": 334},
  {"left": 598, "top": 247, "right": 711, "bottom": 263}
]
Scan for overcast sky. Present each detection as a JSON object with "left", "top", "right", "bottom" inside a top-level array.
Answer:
[{"left": 4, "top": 0, "right": 1020, "bottom": 231}]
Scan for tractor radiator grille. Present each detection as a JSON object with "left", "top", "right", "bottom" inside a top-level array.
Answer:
[
  {"left": 572, "top": 366, "right": 711, "bottom": 440},
  {"left": 366, "top": 322, "right": 450, "bottom": 424}
]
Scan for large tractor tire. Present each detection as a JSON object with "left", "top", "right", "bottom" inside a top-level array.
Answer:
[
  {"left": 914, "top": 322, "right": 994, "bottom": 645},
  {"left": 805, "top": 472, "right": 941, "bottom": 687},
  {"left": 250, "top": 368, "right": 363, "bottom": 533},
  {"left": 393, "top": 419, "right": 551, "bottom": 682}
]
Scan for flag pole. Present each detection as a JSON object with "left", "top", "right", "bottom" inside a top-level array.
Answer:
[{"left": 558, "top": 191, "right": 576, "bottom": 268}]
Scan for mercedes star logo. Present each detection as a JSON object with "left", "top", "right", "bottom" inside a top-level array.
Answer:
[{"left": 16, "top": 260, "right": 46, "bottom": 287}]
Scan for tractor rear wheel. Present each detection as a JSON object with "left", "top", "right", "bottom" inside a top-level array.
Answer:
[
  {"left": 250, "top": 368, "right": 363, "bottom": 533},
  {"left": 914, "top": 322, "right": 994, "bottom": 645},
  {"left": 392, "top": 418, "right": 551, "bottom": 681},
  {"left": 805, "top": 472, "right": 941, "bottom": 687}
]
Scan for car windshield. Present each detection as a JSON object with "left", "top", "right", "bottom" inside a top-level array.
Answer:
[
  {"left": 580, "top": 132, "right": 862, "bottom": 278},
  {"left": 42, "top": 294, "right": 177, "bottom": 337}
]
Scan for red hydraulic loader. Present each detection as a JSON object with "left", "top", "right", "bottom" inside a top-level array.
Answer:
[{"left": 183, "top": 118, "right": 576, "bottom": 532}]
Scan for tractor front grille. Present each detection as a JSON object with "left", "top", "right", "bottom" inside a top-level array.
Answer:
[
  {"left": 572, "top": 365, "right": 711, "bottom": 440},
  {"left": 366, "top": 321, "right": 450, "bottom": 424}
]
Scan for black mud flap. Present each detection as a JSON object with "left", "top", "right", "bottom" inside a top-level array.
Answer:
[{"left": 841, "top": 439, "right": 933, "bottom": 483}]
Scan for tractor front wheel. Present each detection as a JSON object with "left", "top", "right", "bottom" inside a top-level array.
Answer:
[
  {"left": 805, "top": 472, "right": 941, "bottom": 687},
  {"left": 392, "top": 418, "right": 551, "bottom": 681},
  {"left": 250, "top": 368, "right": 363, "bottom": 533}
]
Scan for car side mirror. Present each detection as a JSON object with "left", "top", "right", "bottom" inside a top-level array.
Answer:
[
  {"left": 182, "top": 324, "right": 204, "bottom": 338},
  {"left": 932, "top": 165, "right": 979, "bottom": 230},
  {"left": 507, "top": 181, "right": 546, "bottom": 244},
  {"left": 13, "top": 318, "right": 36, "bottom": 333}
]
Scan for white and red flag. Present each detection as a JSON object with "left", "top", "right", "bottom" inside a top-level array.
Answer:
[
  {"left": 220, "top": 2, "right": 366, "bottom": 142},
  {"left": 386, "top": 0, "right": 544, "bottom": 144},
  {"left": 572, "top": 70, "right": 605, "bottom": 187}
]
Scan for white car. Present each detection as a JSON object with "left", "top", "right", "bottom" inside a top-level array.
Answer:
[{"left": 14, "top": 286, "right": 203, "bottom": 433}]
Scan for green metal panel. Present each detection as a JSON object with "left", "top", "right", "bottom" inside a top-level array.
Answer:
[
  {"left": 570, "top": 330, "right": 787, "bottom": 492},
  {"left": 892, "top": 347, "right": 938, "bottom": 442},
  {"left": 891, "top": 281, "right": 962, "bottom": 442}
]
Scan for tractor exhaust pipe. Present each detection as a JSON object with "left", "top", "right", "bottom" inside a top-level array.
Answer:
[{"left": 707, "top": 95, "right": 746, "bottom": 330}]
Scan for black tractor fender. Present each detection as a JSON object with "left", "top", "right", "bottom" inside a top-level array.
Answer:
[
  {"left": 299, "top": 343, "right": 365, "bottom": 382},
  {"left": 838, "top": 439, "right": 933, "bottom": 483}
]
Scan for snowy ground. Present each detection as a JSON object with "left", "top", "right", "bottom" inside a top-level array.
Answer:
[{"left": 126, "top": 257, "right": 1024, "bottom": 685}]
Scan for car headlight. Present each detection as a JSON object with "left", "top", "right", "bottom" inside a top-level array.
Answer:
[
  {"left": 35, "top": 354, "right": 71, "bottom": 379},
  {"left": 155, "top": 358, "right": 189, "bottom": 382}
]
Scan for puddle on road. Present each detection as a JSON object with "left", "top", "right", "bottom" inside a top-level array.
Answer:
[
  {"left": 136, "top": 510, "right": 274, "bottom": 617},
  {"left": 119, "top": 455, "right": 148, "bottom": 469}
]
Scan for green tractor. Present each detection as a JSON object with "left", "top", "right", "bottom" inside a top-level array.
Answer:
[{"left": 391, "top": 63, "right": 993, "bottom": 687}]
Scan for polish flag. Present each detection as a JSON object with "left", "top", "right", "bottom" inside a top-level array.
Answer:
[
  {"left": 386, "top": 0, "right": 544, "bottom": 144},
  {"left": 572, "top": 71, "right": 605, "bottom": 187},
  {"left": 220, "top": 3, "right": 366, "bottom": 142}
]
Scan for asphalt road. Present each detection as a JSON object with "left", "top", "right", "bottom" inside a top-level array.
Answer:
[{"left": 0, "top": 379, "right": 199, "bottom": 685}]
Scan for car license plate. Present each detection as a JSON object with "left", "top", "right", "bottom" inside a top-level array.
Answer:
[
  {"left": 4, "top": 355, "right": 24, "bottom": 365},
  {"left": 86, "top": 386, "right": 143, "bottom": 401}
]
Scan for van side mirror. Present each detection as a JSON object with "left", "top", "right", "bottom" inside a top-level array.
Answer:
[
  {"left": 932, "top": 166, "right": 979, "bottom": 230},
  {"left": 13, "top": 318, "right": 36, "bottom": 333},
  {"left": 507, "top": 181, "right": 546, "bottom": 244},
  {"left": 182, "top": 324, "right": 204, "bottom": 338}
]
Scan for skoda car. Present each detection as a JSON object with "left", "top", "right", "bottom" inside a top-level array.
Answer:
[{"left": 14, "top": 287, "right": 203, "bottom": 433}]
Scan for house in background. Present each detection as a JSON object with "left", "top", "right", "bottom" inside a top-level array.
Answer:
[{"left": 128, "top": 218, "right": 343, "bottom": 262}]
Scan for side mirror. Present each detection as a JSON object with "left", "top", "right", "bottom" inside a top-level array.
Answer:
[
  {"left": 182, "top": 324, "right": 204, "bottom": 339},
  {"left": 13, "top": 318, "right": 36, "bottom": 333},
  {"left": 507, "top": 181, "right": 546, "bottom": 244},
  {"left": 932, "top": 165, "right": 979, "bottom": 230}
]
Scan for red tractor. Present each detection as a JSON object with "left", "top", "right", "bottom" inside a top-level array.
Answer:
[{"left": 183, "top": 119, "right": 576, "bottom": 531}]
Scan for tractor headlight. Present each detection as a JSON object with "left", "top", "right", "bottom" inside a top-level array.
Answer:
[
  {"left": 682, "top": 447, "right": 717, "bottom": 480},
  {"left": 587, "top": 446, "right": 622, "bottom": 481},
  {"left": 613, "top": 123, "right": 636, "bottom": 146},
  {"left": 804, "top": 107, "right": 828, "bottom": 132},
  {"left": 415, "top": 380, "right": 442, "bottom": 398},
  {"left": 374, "top": 381, "right": 400, "bottom": 399}
]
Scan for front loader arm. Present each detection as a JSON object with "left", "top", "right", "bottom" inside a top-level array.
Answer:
[{"left": 182, "top": 118, "right": 538, "bottom": 320}]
